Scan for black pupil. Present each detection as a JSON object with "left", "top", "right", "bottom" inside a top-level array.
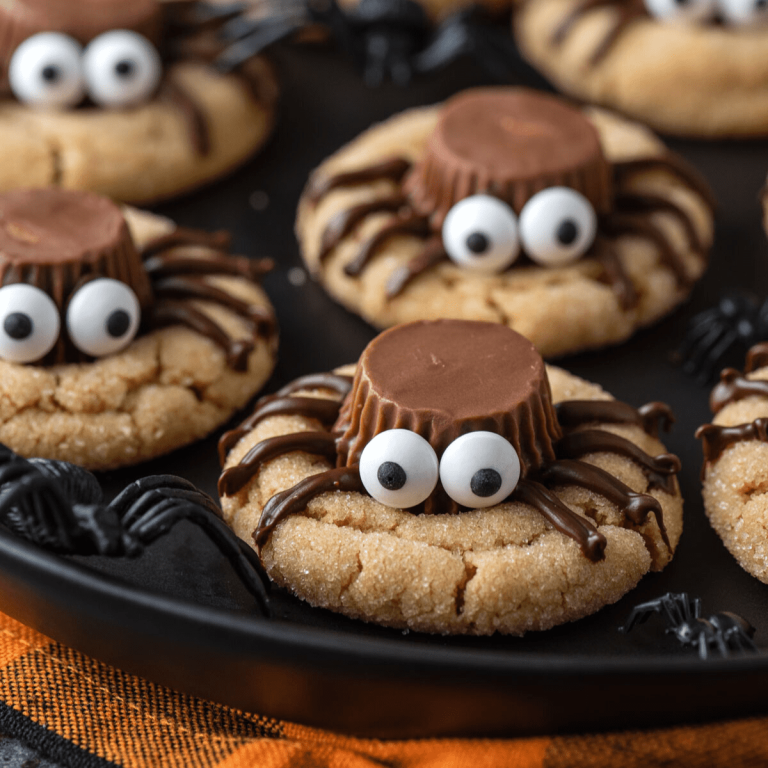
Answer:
[
  {"left": 377, "top": 461, "right": 406, "bottom": 491},
  {"left": 470, "top": 468, "right": 502, "bottom": 498},
  {"left": 115, "top": 59, "right": 135, "bottom": 78},
  {"left": 41, "top": 65, "right": 60, "bottom": 83},
  {"left": 106, "top": 310, "right": 131, "bottom": 338},
  {"left": 556, "top": 219, "right": 579, "bottom": 246},
  {"left": 4, "top": 312, "right": 33, "bottom": 340},
  {"left": 465, "top": 232, "right": 490, "bottom": 254}
]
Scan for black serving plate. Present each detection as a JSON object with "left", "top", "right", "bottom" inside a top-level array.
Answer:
[{"left": 2, "top": 45, "right": 768, "bottom": 739}]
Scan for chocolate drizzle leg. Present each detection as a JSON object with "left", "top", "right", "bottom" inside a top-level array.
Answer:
[
  {"left": 746, "top": 342, "right": 768, "bottom": 373},
  {"left": 219, "top": 432, "right": 338, "bottom": 496},
  {"left": 307, "top": 159, "right": 412, "bottom": 205},
  {"left": 514, "top": 479, "right": 607, "bottom": 561},
  {"left": 150, "top": 300, "right": 253, "bottom": 371},
  {"left": 319, "top": 196, "right": 407, "bottom": 262},
  {"left": 253, "top": 468, "right": 365, "bottom": 551},
  {"left": 219, "top": 394, "right": 345, "bottom": 463},
  {"left": 591, "top": 237, "right": 638, "bottom": 310},
  {"left": 555, "top": 400, "right": 674, "bottom": 438},
  {"left": 386, "top": 237, "right": 449, "bottom": 299},
  {"left": 549, "top": 0, "right": 646, "bottom": 66},
  {"left": 159, "top": 75, "right": 210, "bottom": 156},
  {"left": 344, "top": 214, "right": 431, "bottom": 277},
  {"left": 710, "top": 368, "right": 768, "bottom": 413},
  {"left": 556, "top": 430, "right": 681, "bottom": 493},
  {"left": 697, "top": 419, "right": 768, "bottom": 467},
  {"left": 537, "top": 459, "right": 669, "bottom": 550}
]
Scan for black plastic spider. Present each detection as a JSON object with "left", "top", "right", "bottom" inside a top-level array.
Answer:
[
  {"left": 216, "top": 0, "right": 521, "bottom": 85},
  {"left": 619, "top": 592, "right": 757, "bottom": 659},
  {"left": 677, "top": 293, "right": 768, "bottom": 383},
  {"left": 0, "top": 443, "right": 270, "bottom": 616}
]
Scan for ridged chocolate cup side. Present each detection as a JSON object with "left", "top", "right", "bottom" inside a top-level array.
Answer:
[
  {"left": 404, "top": 87, "right": 612, "bottom": 228},
  {"left": 334, "top": 319, "right": 562, "bottom": 515}
]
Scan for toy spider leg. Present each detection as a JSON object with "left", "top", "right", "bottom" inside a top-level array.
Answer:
[
  {"left": 678, "top": 294, "right": 768, "bottom": 383},
  {"left": 619, "top": 592, "right": 757, "bottom": 659},
  {"left": 413, "top": 8, "right": 525, "bottom": 82},
  {"left": 213, "top": 0, "right": 523, "bottom": 85},
  {"left": 0, "top": 446, "right": 270, "bottom": 616}
]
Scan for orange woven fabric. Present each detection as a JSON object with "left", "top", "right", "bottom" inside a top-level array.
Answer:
[{"left": 1, "top": 611, "right": 767, "bottom": 768}]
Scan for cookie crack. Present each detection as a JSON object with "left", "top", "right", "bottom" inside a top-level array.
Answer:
[
  {"left": 454, "top": 556, "right": 477, "bottom": 618},
  {"left": 484, "top": 292, "right": 512, "bottom": 327},
  {"left": 49, "top": 140, "right": 63, "bottom": 186},
  {"left": 339, "top": 552, "right": 363, "bottom": 599}
]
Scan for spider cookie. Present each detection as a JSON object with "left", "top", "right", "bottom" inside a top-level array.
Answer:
[
  {"left": 0, "top": 188, "right": 277, "bottom": 470},
  {"left": 0, "top": 0, "right": 278, "bottom": 204},
  {"left": 698, "top": 344, "right": 768, "bottom": 583},
  {"left": 219, "top": 319, "right": 683, "bottom": 635},
  {"left": 514, "top": 0, "right": 768, "bottom": 137},
  {"left": 296, "top": 87, "right": 713, "bottom": 357}
]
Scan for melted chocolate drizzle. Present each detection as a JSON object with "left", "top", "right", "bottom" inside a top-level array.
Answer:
[
  {"left": 614, "top": 156, "right": 717, "bottom": 214},
  {"left": 615, "top": 192, "right": 704, "bottom": 254},
  {"left": 150, "top": 300, "right": 253, "bottom": 371},
  {"left": 555, "top": 400, "right": 674, "bottom": 438},
  {"left": 601, "top": 213, "right": 691, "bottom": 287},
  {"left": 697, "top": 419, "right": 768, "bottom": 466},
  {"left": 219, "top": 396, "right": 344, "bottom": 464},
  {"left": 142, "top": 227, "right": 232, "bottom": 258},
  {"left": 219, "top": 432, "right": 338, "bottom": 497},
  {"left": 746, "top": 342, "right": 768, "bottom": 374},
  {"left": 253, "top": 468, "right": 365, "bottom": 551},
  {"left": 514, "top": 479, "right": 607, "bottom": 562},
  {"left": 145, "top": 252, "right": 273, "bottom": 281},
  {"left": 710, "top": 369, "right": 768, "bottom": 414},
  {"left": 556, "top": 430, "right": 680, "bottom": 494},
  {"left": 344, "top": 215, "right": 431, "bottom": 277},
  {"left": 159, "top": 76, "right": 210, "bottom": 156},
  {"left": 320, "top": 196, "right": 407, "bottom": 262},
  {"left": 592, "top": 237, "right": 638, "bottom": 310},
  {"left": 275, "top": 373, "right": 354, "bottom": 398},
  {"left": 536, "top": 459, "right": 669, "bottom": 550},
  {"left": 307, "top": 158, "right": 412, "bottom": 205},
  {"left": 549, "top": 0, "right": 652, "bottom": 67},
  {"left": 386, "top": 237, "right": 448, "bottom": 299}
]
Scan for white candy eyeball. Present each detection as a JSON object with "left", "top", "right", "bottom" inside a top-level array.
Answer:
[
  {"left": 439, "top": 432, "right": 521, "bottom": 509},
  {"left": 0, "top": 284, "right": 60, "bottom": 363},
  {"left": 82, "top": 30, "right": 162, "bottom": 108},
  {"left": 359, "top": 429, "right": 439, "bottom": 509},
  {"left": 644, "top": 0, "right": 718, "bottom": 22},
  {"left": 442, "top": 195, "right": 520, "bottom": 274},
  {"left": 518, "top": 187, "right": 597, "bottom": 268},
  {"left": 717, "top": 0, "right": 768, "bottom": 25},
  {"left": 8, "top": 33, "right": 85, "bottom": 108},
  {"left": 66, "top": 279, "right": 140, "bottom": 357}
]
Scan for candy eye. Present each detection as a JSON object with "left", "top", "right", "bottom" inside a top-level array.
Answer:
[
  {"left": 359, "top": 429, "right": 439, "bottom": 509},
  {"left": 66, "top": 279, "right": 140, "bottom": 357},
  {"left": 439, "top": 432, "right": 521, "bottom": 509},
  {"left": 643, "top": 0, "right": 718, "bottom": 22},
  {"left": 717, "top": 0, "right": 768, "bottom": 24},
  {"left": 518, "top": 187, "right": 597, "bottom": 267},
  {"left": 8, "top": 33, "right": 85, "bottom": 108},
  {"left": 442, "top": 195, "right": 520, "bottom": 274},
  {"left": 82, "top": 31, "right": 162, "bottom": 108},
  {"left": 0, "top": 285, "right": 60, "bottom": 363}
]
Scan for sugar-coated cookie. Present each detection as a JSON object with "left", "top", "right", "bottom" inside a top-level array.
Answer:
[
  {"left": 0, "top": 188, "right": 277, "bottom": 470},
  {"left": 698, "top": 343, "right": 768, "bottom": 582},
  {"left": 219, "top": 319, "right": 682, "bottom": 635},
  {"left": 0, "top": 0, "right": 278, "bottom": 204},
  {"left": 296, "top": 87, "right": 713, "bottom": 357},
  {"left": 514, "top": 0, "right": 768, "bottom": 137}
]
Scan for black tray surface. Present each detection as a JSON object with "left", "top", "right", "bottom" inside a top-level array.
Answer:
[{"left": 1, "top": 47, "right": 768, "bottom": 739}]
